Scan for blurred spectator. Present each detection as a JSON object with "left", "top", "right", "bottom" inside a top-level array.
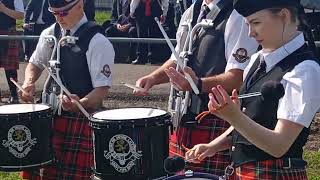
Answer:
[
  {"left": 84, "top": 0, "right": 95, "bottom": 21},
  {"left": 24, "top": 0, "right": 55, "bottom": 60},
  {"left": 0, "top": 0, "right": 24, "bottom": 103},
  {"left": 106, "top": 0, "right": 138, "bottom": 63},
  {"left": 130, "top": 0, "right": 169, "bottom": 64},
  {"left": 163, "top": 0, "right": 176, "bottom": 37}
]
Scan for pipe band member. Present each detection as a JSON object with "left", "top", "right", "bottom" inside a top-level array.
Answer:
[
  {"left": 20, "top": 0, "right": 115, "bottom": 179},
  {"left": 187, "top": 0, "right": 320, "bottom": 179},
  {"left": 134, "top": 0, "right": 258, "bottom": 176},
  {"left": 0, "top": 0, "right": 24, "bottom": 103}
]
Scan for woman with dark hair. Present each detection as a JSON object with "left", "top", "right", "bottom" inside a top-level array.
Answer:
[{"left": 186, "top": 0, "right": 320, "bottom": 179}]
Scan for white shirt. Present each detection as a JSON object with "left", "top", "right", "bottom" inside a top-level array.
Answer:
[
  {"left": 243, "top": 33, "right": 320, "bottom": 128},
  {"left": 14, "top": 0, "right": 24, "bottom": 13},
  {"left": 29, "top": 15, "right": 115, "bottom": 88},
  {"left": 130, "top": 0, "right": 169, "bottom": 16},
  {"left": 171, "top": 1, "right": 258, "bottom": 72}
]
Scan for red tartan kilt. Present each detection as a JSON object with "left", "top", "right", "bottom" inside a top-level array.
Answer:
[
  {"left": 169, "top": 114, "right": 232, "bottom": 176},
  {"left": 21, "top": 114, "right": 93, "bottom": 180},
  {"left": 235, "top": 159, "right": 308, "bottom": 179},
  {"left": 0, "top": 29, "right": 19, "bottom": 70}
]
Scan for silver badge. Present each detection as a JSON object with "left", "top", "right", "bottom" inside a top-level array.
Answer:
[
  {"left": 2, "top": 125, "right": 37, "bottom": 158},
  {"left": 104, "top": 134, "right": 142, "bottom": 173}
]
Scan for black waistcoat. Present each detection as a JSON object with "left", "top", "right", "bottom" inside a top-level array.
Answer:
[
  {"left": 0, "top": 0, "right": 16, "bottom": 30},
  {"left": 187, "top": 0, "right": 233, "bottom": 113},
  {"left": 232, "top": 45, "right": 318, "bottom": 167},
  {"left": 53, "top": 22, "right": 101, "bottom": 98}
]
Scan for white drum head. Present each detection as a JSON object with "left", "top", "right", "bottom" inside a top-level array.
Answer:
[
  {"left": 0, "top": 104, "right": 50, "bottom": 114},
  {"left": 93, "top": 108, "right": 167, "bottom": 120}
]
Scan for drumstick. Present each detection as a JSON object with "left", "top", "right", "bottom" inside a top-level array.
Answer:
[
  {"left": 42, "top": 65, "right": 91, "bottom": 119},
  {"left": 154, "top": 17, "right": 199, "bottom": 95},
  {"left": 10, "top": 78, "right": 29, "bottom": 95},
  {"left": 120, "top": 82, "right": 144, "bottom": 91},
  {"left": 231, "top": 92, "right": 262, "bottom": 100}
]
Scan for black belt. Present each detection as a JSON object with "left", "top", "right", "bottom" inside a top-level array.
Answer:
[{"left": 282, "top": 158, "right": 307, "bottom": 169}]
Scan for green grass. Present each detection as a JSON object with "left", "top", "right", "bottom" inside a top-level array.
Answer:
[
  {"left": 16, "top": 11, "right": 111, "bottom": 30},
  {"left": 305, "top": 151, "right": 320, "bottom": 179},
  {"left": 0, "top": 172, "right": 21, "bottom": 180},
  {"left": 95, "top": 11, "right": 111, "bottom": 25},
  {"left": 1, "top": 150, "right": 319, "bottom": 179}
]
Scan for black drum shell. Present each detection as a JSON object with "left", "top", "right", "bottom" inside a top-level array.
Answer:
[
  {"left": 0, "top": 104, "right": 54, "bottom": 171},
  {"left": 89, "top": 108, "right": 172, "bottom": 180}
]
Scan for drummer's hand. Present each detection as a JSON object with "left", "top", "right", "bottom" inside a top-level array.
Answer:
[
  {"left": 61, "top": 94, "right": 80, "bottom": 112},
  {"left": 19, "top": 83, "right": 35, "bottom": 103},
  {"left": 208, "top": 86, "right": 241, "bottom": 121},
  {"left": 0, "top": 2, "right": 7, "bottom": 12},
  {"left": 133, "top": 75, "right": 156, "bottom": 96},
  {"left": 164, "top": 66, "right": 198, "bottom": 91},
  {"left": 185, "top": 143, "right": 216, "bottom": 163}
]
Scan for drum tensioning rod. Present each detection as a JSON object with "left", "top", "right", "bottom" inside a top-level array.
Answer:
[{"left": 42, "top": 64, "right": 91, "bottom": 119}]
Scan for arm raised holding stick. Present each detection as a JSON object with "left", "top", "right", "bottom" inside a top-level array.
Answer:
[{"left": 154, "top": 17, "right": 199, "bottom": 95}]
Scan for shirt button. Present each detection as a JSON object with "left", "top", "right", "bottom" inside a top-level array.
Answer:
[
  {"left": 242, "top": 107, "right": 246, "bottom": 112},
  {"left": 232, "top": 146, "right": 235, "bottom": 151}
]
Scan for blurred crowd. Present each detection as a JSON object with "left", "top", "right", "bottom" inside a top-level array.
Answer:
[{"left": 0, "top": 0, "right": 320, "bottom": 103}]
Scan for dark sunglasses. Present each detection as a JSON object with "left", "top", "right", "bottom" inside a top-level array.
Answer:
[{"left": 49, "top": 0, "right": 79, "bottom": 17}]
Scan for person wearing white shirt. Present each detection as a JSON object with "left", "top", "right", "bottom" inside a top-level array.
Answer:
[
  {"left": 133, "top": 0, "right": 258, "bottom": 175},
  {"left": 0, "top": 0, "right": 24, "bottom": 103},
  {"left": 19, "top": 0, "right": 114, "bottom": 179},
  {"left": 187, "top": 0, "right": 320, "bottom": 179}
]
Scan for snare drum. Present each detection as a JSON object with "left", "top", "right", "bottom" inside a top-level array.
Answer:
[
  {"left": 89, "top": 108, "right": 172, "bottom": 180},
  {"left": 165, "top": 170, "right": 220, "bottom": 180},
  {"left": 0, "top": 104, "right": 53, "bottom": 171}
]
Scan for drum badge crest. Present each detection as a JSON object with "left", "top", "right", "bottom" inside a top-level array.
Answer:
[
  {"left": 2, "top": 125, "right": 37, "bottom": 158},
  {"left": 104, "top": 134, "right": 142, "bottom": 173}
]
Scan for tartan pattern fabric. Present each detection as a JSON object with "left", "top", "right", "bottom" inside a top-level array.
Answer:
[
  {"left": 21, "top": 113, "right": 93, "bottom": 180},
  {"left": 235, "top": 159, "right": 308, "bottom": 180},
  {"left": 0, "top": 29, "right": 19, "bottom": 70},
  {"left": 169, "top": 114, "right": 232, "bottom": 176}
]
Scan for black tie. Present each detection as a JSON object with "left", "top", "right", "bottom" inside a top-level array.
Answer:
[
  {"left": 197, "top": 4, "right": 210, "bottom": 23},
  {"left": 65, "top": 30, "right": 71, "bottom": 36},
  {"left": 248, "top": 55, "right": 267, "bottom": 86}
]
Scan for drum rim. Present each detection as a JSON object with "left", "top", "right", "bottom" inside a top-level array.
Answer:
[
  {"left": 165, "top": 172, "right": 220, "bottom": 179},
  {"left": 0, "top": 159, "right": 53, "bottom": 170},
  {"left": 90, "top": 107, "right": 170, "bottom": 123},
  {"left": 0, "top": 103, "right": 52, "bottom": 115}
]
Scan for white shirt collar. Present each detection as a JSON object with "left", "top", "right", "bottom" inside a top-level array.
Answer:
[
  {"left": 260, "top": 32, "right": 305, "bottom": 72},
  {"left": 202, "top": 0, "right": 221, "bottom": 11},
  {"left": 62, "top": 15, "right": 88, "bottom": 36}
]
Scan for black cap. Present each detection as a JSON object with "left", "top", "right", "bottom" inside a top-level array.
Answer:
[
  {"left": 233, "top": 0, "right": 300, "bottom": 17},
  {"left": 49, "top": 0, "right": 80, "bottom": 11}
]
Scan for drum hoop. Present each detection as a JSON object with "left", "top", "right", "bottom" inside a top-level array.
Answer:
[
  {"left": 165, "top": 172, "right": 220, "bottom": 179},
  {"left": 89, "top": 107, "right": 171, "bottom": 127},
  {"left": 0, "top": 104, "right": 52, "bottom": 115},
  {"left": 0, "top": 159, "right": 53, "bottom": 169}
]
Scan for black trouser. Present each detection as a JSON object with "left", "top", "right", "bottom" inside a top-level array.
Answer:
[
  {"left": 106, "top": 25, "right": 138, "bottom": 62},
  {"left": 4, "top": 69, "right": 18, "bottom": 98},
  {"left": 135, "top": 16, "right": 161, "bottom": 62},
  {"left": 24, "top": 24, "right": 49, "bottom": 58}
]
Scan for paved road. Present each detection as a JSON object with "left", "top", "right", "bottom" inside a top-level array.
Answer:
[{"left": 0, "top": 63, "right": 170, "bottom": 96}]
